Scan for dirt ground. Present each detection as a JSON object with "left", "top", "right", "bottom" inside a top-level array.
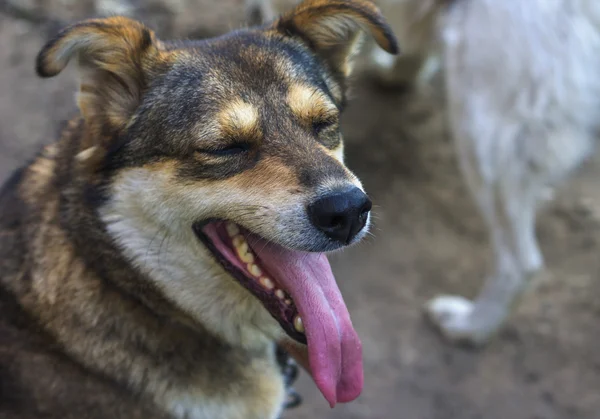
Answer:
[{"left": 2, "top": 3, "right": 600, "bottom": 419}]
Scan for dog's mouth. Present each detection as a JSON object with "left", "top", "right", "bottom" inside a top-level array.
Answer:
[
  {"left": 193, "top": 220, "right": 363, "bottom": 407},
  {"left": 194, "top": 221, "right": 306, "bottom": 343}
]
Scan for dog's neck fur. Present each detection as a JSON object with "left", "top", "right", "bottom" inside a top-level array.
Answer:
[{"left": 0, "top": 118, "right": 286, "bottom": 419}]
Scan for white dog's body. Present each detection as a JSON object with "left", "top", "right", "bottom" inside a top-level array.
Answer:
[
  {"left": 375, "top": 0, "right": 600, "bottom": 345},
  {"left": 245, "top": 0, "right": 600, "bottom": 345},
  {"left": 422, "top": 0, "right": 600, "bottom": 344},
  {"left": 352, "top": 0, "right": 600, "bottom": 346}
]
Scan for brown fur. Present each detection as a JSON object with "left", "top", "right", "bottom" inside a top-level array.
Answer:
[{"left": 0, "top": 1, "right": 397, "bottom": 418}]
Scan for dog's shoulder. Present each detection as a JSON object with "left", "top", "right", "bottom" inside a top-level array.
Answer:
[
  {"left": 0, "top": 310, "right": 168, "bottom": 419},
  {"left": 0, "top": 147, "right": 168, "bottom": 419}
]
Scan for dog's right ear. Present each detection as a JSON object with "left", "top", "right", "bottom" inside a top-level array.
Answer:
[{"left": 36, "top": 17, "right": 170, "bottom": 145}]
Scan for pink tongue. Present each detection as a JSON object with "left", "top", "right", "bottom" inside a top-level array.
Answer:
[{"left": 249, "top": 238, "right": 363, "bottom": 407}]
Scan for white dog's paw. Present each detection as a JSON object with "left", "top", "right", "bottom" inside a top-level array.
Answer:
[{"left": 424, "top": 295, "right": 491, "bottom": 347}]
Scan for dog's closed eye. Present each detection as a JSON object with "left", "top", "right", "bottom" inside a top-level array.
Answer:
[
  {"left": 312, "top": 120, "right": 336, "bottom": 136},
  {"left": 312, "top": 118, "right": 340, "bottom": 149},
  {"left": 196, "top": 142, "right": 252, "bottom": 157}
]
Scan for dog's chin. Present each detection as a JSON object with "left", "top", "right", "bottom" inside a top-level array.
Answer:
[{"left": 193, "top": 220, "right": 308, "bottom": 345}]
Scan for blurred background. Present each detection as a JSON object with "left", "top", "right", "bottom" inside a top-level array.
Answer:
[{"left": 2, "top": 1, "right": 600, "bottom": 418}]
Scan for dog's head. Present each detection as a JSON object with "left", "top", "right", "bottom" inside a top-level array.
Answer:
[{"left": 37, "top": 0, "right": 397, "bottom": 406}]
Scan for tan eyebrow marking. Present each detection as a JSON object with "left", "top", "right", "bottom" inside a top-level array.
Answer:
[
  {"left": 330, "top": 141, "right": 344, "bottom": 163},
  {"left": 287, "top": 84, "right": 338, "bottom": 122},
  {"left": 217, "top": 99, "right": 261, "bottom": 139}
]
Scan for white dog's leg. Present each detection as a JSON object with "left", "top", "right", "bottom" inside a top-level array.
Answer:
[
  {"left": 426, "top": 123, "right": 593, "bottom": 346},
  {"left": 426, "top": 134, "right": 546, "bottom": 346}
]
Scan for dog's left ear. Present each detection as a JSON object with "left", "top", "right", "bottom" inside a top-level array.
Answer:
[{"left": 274, "top": 0, "right": 399, "bottom": 78}]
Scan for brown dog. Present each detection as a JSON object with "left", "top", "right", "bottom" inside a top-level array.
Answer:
[{"left": 0, "top": 1, "right": 398, "bottom": 418}]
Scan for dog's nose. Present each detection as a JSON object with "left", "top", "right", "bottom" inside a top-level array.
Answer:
[{"left": 308, "top": 187, "right": 372, "bottom": 244}]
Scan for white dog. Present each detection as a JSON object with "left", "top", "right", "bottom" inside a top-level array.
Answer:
[
  {"left": 372, "top": 0, "right": 600, "bottom": 346},
  {"left": 246, "top": 0, "right": 600, "bottom": 346}
]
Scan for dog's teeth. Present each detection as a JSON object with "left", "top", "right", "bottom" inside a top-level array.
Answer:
[
  {"left": 259, "top": 277, "right": 275, "bottom": 290},
  {"left": 232, "top": 235, "right": 245, "bottom": 248},
  {"left": 293, "top": 316, "right": 304, "bottom": 333},
  {"left": 239, "top": 250, "right": 254, "bottom": 263},
  {"left": 275, "top": 289, "right": 285, "bottom": 300},
  {"left": 226, "top": 222, "right": 240, "bottom": 237},
  {"left": 248, "top": 263, "right": 262, "bottom": 277},
  {"left": 233, "top": 236, "right": 255, "bottom": 263}
]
